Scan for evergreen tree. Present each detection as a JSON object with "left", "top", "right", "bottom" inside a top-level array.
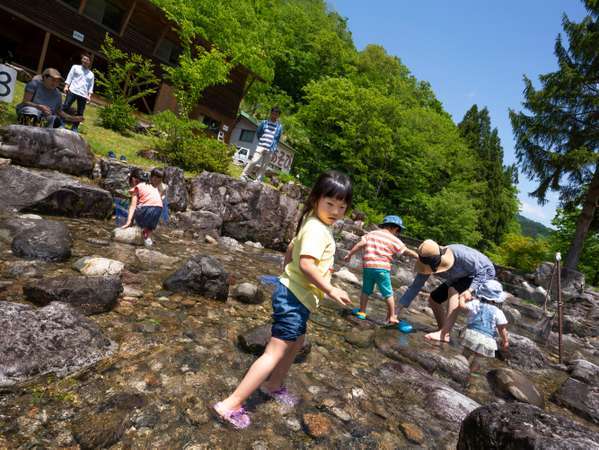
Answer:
[
  {"left": 459, "top": 105, "right": 519, "bottom": 248},
  {"left": 510, "top": 1, "right": 599, "bottom": 271}
]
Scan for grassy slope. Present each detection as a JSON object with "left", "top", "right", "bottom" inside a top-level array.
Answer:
[{"left": 1, "top": 81, "right": 161, "bottom": 168}]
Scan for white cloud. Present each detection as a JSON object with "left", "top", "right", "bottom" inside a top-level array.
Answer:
[
  {"left": 520, "top": 201, "right": 548, "bottom": 221},
  {"left": 466, "top": 90, "right": 476, "bottom": 99}
]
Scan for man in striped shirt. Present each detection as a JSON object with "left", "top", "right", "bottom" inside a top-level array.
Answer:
[
  {"left": 344, "top": 216, "right": 418, "bottom": 325},
  {"left": 240, "top": 106, "right": 283, "bottom": 182}
]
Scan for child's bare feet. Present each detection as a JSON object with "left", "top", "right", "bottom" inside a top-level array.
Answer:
[
  {"left": 387, "top": 315, "right": 399, "bottom": 325},
  {"left": 424, "top": 330, "right": 450, "bottom": 342}
]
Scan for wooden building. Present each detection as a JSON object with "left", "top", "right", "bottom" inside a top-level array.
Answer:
[{"left": 0, "top": 0, "right": 256, "bottom": 142}]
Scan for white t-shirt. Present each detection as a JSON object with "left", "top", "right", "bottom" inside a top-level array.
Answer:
[
  {"left": 65, "top": 64, "right": 95, "bottom": 99},
  {"left": 465, "top": 299, "right": 507, "bottom": 336}
]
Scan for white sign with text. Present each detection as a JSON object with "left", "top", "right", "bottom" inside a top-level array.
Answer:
[{"left": 0, "top": 64, "right": 17, "bottom": 104}]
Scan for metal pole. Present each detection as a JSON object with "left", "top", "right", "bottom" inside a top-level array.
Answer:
[{"left": 556, "top": 252, "right": 563, "bottom": 364}]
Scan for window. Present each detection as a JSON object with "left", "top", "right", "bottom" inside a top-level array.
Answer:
[
  {"left": 60, "top": 0, "right": 81, "bottom": 9},
  {"left": 84, "top": 0, "right": 126, "bottom": 31},
  {"left": 155, "top": 38, "right": 181, "bottom": 65},
  {"left": 202, "top": 116, "right": 221, "bottom": 135},
  {"left": 239, "top": 129, "right": 255, "bottom": 143}
]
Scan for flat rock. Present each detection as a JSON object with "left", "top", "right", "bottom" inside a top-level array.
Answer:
[
  {"left": 0, "top": 165, "right": 112, "bottom": 219},
  {"left": 231, "top": 282, "right": 265, "bottom": 304},
  {"left": 135, "top": 248, "right": 179, "bottom": 267},
  {"left": 498, "top": 333, "right": 547, "bottom": 370},
  {"left": 552, "top": 377, "right": 599, "bottom": 424},
  {"left": 569, "top": 359, "right": 599, "bottom": 386},
  {"left": 23, "top": 276, "right": 123, "bottom": 315},
  {"left": 163, "top": 254, "right": 229, "bottom": 300},
  {"left": 113, "top": 227, "right": 143, "bottom": 246},
  {"left": 486, "top": 368, "right": 545, "bottom": 409},
  {"left": 0, "top": 302, "right": 116, "bottom": 386},
  {"left": 344, "top": 329, "right": 374, "bottom": 348},
  {"left": 218, "top": 236, "right": 244, "bottom": 252},
  {"left": 8, "top": 218, "right": 72, "bottom": 262},
  {"left": 0, "top": 125, "right": 95, "bottom": 175},
  {"left": 332, "top": 267, "right": 361, "bottom": 286},
  {"left": 458, "top": 402, "right": 599, "bottom": 449},
  {"left": 73, "top": 256, "right": 125, "bottom": 276},
  {"left": 238, "top": 324, "right": 310, "bottom": 362},
  {"left": 374, "top": 328, "right": 470, "bottom": 385},
  {"left": 426, "top": 386, "right": 480, "bottom": 424}
]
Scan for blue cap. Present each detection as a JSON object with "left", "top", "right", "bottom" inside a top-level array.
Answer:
[
  {"left": 477, "top": 280, "right": 506, "bottom": 303},
  {"left": 380, "top": 215, "right": 405, "bottom": 230}
]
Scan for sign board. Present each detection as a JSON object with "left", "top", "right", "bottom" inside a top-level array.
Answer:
[
  {"left": 72, "top": 30, "right": 85, "bottom": 42},
  {"left": 0, "top": 64, "right": 17, "bottom": 104},
  {"left": 222, "top": 124, "right": 229, "bottom": 132},
  {"left": 270, "top": 148, "right": 294, "bottom": 173}
]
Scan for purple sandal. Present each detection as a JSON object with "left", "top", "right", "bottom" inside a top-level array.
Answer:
[
  {"left": 260, "top": 386, "right": 299, "bottom": 407},
  {"left": 212, "top": 402, "right": 251, "bottom": 429}
]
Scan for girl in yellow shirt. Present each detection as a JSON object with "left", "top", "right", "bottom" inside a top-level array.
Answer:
[{"left": 213, "top": 170, "right": 354, "bottom": 429}]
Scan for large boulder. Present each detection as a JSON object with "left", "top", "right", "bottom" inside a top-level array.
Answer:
[
  {"left": 173, "top": 210, "right": 222, "bottom": 237},
  {"left": 164, "top": 166, "right": 188, "bottom": 211},
  {"left": 163, "top": 254, "right": 229, "bottom": 300},
  {"left": 0, "top": 302, "right": 116, "bottom": 387},
  {"left": 498, "top": 333, "right": 547, "bottom": 370},
  {"left": 100, "top": 159, "right": 137, "bottom": 195},
  {"left": 457, "top": 403, "right": 599, "bottom": 449},
  {"left": 426, "top": 386, "right": 480, "bottom": 423},
  {"left": 0, "top": 165, "right": 113, "bottom": 219},
  {"left": 568, "top": 359, "right": 599, "bottom": 386},
  {"left": 552, "top": 377, "right": 599, "bottom": 424},
  {"left": 23, "top": 276, "right": 123, "bottom": 315},
  {"left": 189, "top": 172, "right": 301, "bottom": 250},
  {"left": 7, "top": 218, "right": 72, "bottom": 262},
  {"left": 0, "top": 125, "right": 95, "bottom": 175},
  {"left": 486, "top": 368, "right": 545, "bottom": 409}
]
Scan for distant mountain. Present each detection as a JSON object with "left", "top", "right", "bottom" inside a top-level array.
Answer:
[{"left": 517, "top": 214, "right": 553, "bottom": 239}]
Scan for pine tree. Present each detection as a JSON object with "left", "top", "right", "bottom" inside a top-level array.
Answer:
[
  {"left": 458, "top": 105, "right": 519, "bottom": 248},
  {"left": 510, "top": 0, "right": 599, "bottom": 271}
]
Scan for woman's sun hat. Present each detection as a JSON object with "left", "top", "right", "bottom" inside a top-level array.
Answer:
[
  {"left": 477, "top": 280, "right": 507, "bottom": 303},
  {"left": 380, "top": 215, "right": 405, "bottom": 230},
  {"left": 415, "top": 239, "right": 455, "bottom": 274}
]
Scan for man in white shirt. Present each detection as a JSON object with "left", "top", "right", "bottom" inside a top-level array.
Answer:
[{"left": 62, "top": 53, "right": 95, "bottom": 132}]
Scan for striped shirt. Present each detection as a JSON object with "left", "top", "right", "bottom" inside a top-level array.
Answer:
[
  {"left": 361, "top": 229, "right": 406, "bottom": 270},
  {"left": 258, "top": 121, "right": 278, "bottom": 149}
]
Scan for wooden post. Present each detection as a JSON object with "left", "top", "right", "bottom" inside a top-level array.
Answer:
[
  {"left": 556, "top": 252, "right": 563, "bottom": 364},
  {"left": 120, "top": 0, "right": 137, "bottom": 36},
  {"left": 78, "top": 0, "right": 88, "bottom": 15},
  {"left": 37, "top": 32, "right": 51, "bottom": 74}
]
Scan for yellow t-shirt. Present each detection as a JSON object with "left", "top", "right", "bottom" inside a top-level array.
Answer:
[{"left": 279, "top": 215, "right": 336, "bottom": 312}]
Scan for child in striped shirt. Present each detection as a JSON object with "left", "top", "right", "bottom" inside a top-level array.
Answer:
[{"left": 345, "top": 215, "right": 418, "bottom": 325}]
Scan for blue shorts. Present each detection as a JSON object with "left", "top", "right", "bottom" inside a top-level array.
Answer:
[
  {"left": 362, "top": 268, "right": 393, "bottom": 298},
  {"left": 271, "top": 282, "right": 310, "bottom": 341},
  {"left": 134, "top": 206, "right": 162, "bottom": 230}
]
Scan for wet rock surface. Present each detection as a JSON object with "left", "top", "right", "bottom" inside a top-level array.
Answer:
[
  {"left": 458, "top": 403, "right": 599, "bottom": 449},
  {"left": 0, "top": 302, "right": 116, "bottom": 387},
  {"left": 231, "top": 282, "right": 264, "bottom": 304},
  {"left": 23, "top": 276, "right": 123, "bottom": 315},
  {"left": 552, "top": 377, "right": 599, "bottom": 424},
  {"left": 238, "top": 324, "right": 311, "bottom": 362},
  {"left": 73, "top": 255, "right": 125, "bottom": 276},
  {"left": 164, "top": 166, "right": 188, "bottom": 211},
  {"left": 486, "top": 368, "right": 545, "bottom": 408},
  {"left": 0, "top": 125, "right": 95, "bottom": 175},
  {"left": 163, "top": 254, "right": 229, "bottom": 300}
]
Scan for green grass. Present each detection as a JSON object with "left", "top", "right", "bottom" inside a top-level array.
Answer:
[{"left": 1, "top": 80, "right": 239, "bottom": 175}]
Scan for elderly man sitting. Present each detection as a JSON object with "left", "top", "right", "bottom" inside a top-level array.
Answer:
[{"left": 16, "top": 68, "right": 83, "bottom": 128}]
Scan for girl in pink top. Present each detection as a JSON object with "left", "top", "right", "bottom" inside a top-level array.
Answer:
[{"left": 120, "top": 168, "right": 163, "bottom": 246}]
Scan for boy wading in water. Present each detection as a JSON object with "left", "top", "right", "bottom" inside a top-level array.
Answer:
[{"left": 344, "top": 215, "right": 417, "bottom": 326}]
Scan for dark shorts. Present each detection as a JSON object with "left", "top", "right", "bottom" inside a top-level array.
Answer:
[
  {"left": 430, "top": 277, "right": 473, "bottom": 304},
  {"left": 134, "top": 206, "right": 162, "bottom": 230},
  {"left": 271, "top": 281, "right": 310, "bottom": 341}
]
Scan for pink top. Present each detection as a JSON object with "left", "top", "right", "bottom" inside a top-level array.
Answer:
[
  {"left": 130, "top": 182, "right": 163, "bottom": 207},
  {"left": 362, "top": 229, "right": 406, "bottom": 270}
]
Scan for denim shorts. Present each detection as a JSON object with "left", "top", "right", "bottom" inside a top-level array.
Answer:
[
  {"left": 271, "top": 282, "right": 310, "bottom": 341},
  {"left": 134, "top": 206, "right": 162, "bottom": 230},
  {"left": 362, "top": 268, "right": 393, "bottom": 298}
]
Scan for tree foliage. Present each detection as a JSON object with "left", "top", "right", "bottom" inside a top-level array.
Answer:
[
  {"left": 510, "top": 1, "right": 599, "bottom": 270},
  {"left": 459, "top": 105, "right": 519, "bottom": 248}
]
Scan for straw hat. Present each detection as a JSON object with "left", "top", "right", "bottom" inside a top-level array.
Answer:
[{"left": 415, "top": 239, "right": 455, "bottom": 274}]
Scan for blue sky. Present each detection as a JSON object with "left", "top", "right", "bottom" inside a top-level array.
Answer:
[{"left": 329, "top": 1, "right": 588, "bottom": 227}]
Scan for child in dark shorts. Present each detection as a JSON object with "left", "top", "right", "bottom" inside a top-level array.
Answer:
[
  {"left": 213, "top": 171, "right": 354, "bottom": 429},
  {"left": 120, "top": 168, "right": 163, "bottom": 247}
]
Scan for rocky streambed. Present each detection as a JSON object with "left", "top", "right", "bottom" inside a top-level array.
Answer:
[{"left": 0, "top": 126, "right": 598, "bottom": 449}]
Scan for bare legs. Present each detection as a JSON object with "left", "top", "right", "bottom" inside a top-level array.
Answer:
[
  {"left": 358, "top": 292, "right": 368, "bottom": 315},
  {"left": 220, "top": 335, "right": 303, "bottom": 411},
  {"left": 425, "top": 288, "right": 459, "bottom": 342},
  {"left": 385, "top": 296, "right": 398, "bottom": 324}
]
